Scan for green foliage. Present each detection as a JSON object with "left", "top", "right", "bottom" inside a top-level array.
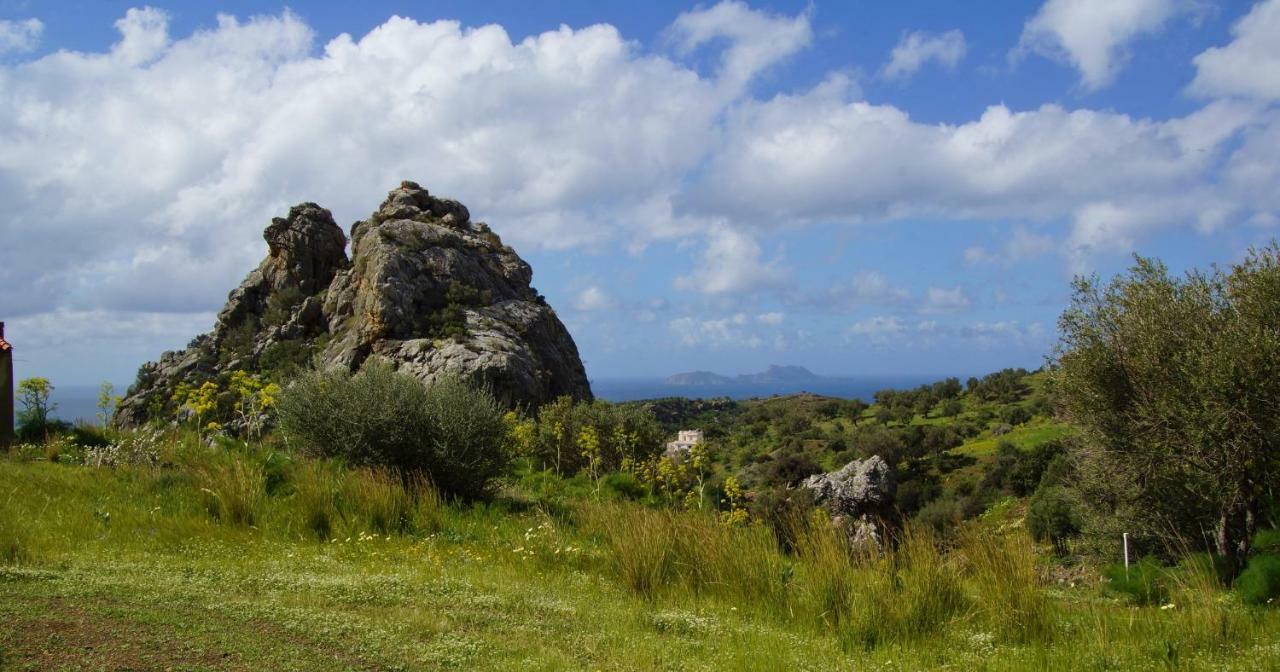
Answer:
[
  {"left": 96, "top": 381, "right": 120, "bottom": 428},
  {"left": 262, "top": 285, "right": 304, "bottom": 327},
  {"left": 187, "top": 451, "right": 265, "bottom": 527},
  {"left": 1254, "top": 529, "right": 1280, "bottom": 555},
  {"left": 599, "top": 471, "right": 645, "bottom": 500},
  {"left": 1026, "top": 486, "right": 1080, "bottom": 555},
  {"left": 419, "top": 375, "right": 510, "bottom": 498},
  {"left": 4, "top": 437, "right": 1280, "bottom": 669},
  {"left": 530, "top": 397, "right": 663, "bottom": 475},
  {"left": 1235, "top": 554, "right": 1280, "bottom": 605},
  {"left": 961, "top": 528, "right": 1055, "bottom": 643},
  {"left": 277, "top": 363, "right": 508, "bottom": 498},
  {"left": 258, "top": 339, "right": 314, "bottom": 381},
  {"left": 1053, "top": 246, "right": 1280, "bottom": 570},
  {"left": 967, "top": 368, "right": 1032, "bottom": 403},
  {"left": 217, "top": 319, "right": 258, "bottom": 366},
  {"left": 425, "top": 281, "right": 492, "bottom": 342},
  {"left": 15, "top": 377, "right": 60, "bottom": 441},
  {"left": 1103, "top": 557, "right": 1170, "bottom": 605}
]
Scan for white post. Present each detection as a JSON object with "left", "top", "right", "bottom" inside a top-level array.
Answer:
[{"left": 1123, "top": 532, "right": 1130, "bottom": 578}]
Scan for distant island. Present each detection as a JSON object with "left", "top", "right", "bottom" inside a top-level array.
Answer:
[{"left": 664, "top": 364, "right": 828, "bottom": 386}]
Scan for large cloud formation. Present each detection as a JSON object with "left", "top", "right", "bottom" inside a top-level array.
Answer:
[{"left": 0, "top": 1, "right": 1278, "bottom": 377}]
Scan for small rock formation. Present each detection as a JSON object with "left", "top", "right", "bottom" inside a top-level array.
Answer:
[
  {"left": 117, "top": 182, "right": 592, "bottom": 426},
  {"left": 800, "top": 455, "right": 898, "bottom": 547}
]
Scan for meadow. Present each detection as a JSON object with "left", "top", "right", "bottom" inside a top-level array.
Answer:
[{"left": 2, "top": 429, "right": 1277, "bottom": 671}]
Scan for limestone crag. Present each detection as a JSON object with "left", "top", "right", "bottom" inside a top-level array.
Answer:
[
  {"left": 117, "top": 182, "right": 592, "bottom": 426},
  {"left": 799, "top": 456, "right": 899, "bottom": 548}
]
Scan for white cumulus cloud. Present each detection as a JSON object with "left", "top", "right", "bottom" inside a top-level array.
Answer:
[
  {"left": 1189, "top": 0, "right": 1280, "bottom": 101},
  {"left": 0, "top": 17, "right": 42, "bottom": 54},
  {"left": 573, "top": 286, "right": 617, "bottom": 312},
  {"left": 1015, "top": 0, "right": 1196, "bottom": 90},
  {"left": 674, "top": 222, "right": 786, "bottom": 295},
  {"left": 921, "top": 286, "right": 972, "bottom": 314},
  {"left": 681, "top": 77, "right": 1272, "bottom": 262},
  {"left": 881, "top": 29, "right": 966, "bottom": 80}
]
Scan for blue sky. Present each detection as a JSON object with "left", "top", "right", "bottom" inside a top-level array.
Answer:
[{"left": 1, "top": 0, "right": 1278, "bottom": 387}]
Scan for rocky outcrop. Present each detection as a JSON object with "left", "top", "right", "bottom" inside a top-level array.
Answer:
[
  {"left": 117, "top": 182, "right": 592, "bottom": 426},
  {"left": 800, "top": 456, "right": 899, "bottom": 548}
]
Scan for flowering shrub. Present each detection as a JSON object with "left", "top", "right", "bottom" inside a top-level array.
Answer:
[
  {"left": 229, "top": 370, "right": 282, "bottom": 439},
  {"left": 84, "top": 427, "right": 163, "bottom": 468}
]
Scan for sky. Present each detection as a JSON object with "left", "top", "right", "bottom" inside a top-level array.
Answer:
[{"left": 1, "top": 0, "right": 1278, "bottom": 387}]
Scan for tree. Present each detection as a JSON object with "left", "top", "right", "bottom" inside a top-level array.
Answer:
[
  {"left": 1052, "top": 247, "right": 1280, "bottom": 572},
  {"left": 845, "top": 398, "right": 869, "bottom": 425},
  {"left": 16, "top": 377, "right": 56, "bottom": 439}
]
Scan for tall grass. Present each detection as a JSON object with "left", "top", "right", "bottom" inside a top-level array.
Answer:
[
  {"left": 0, "top": 518, "right": 34, "bottom": 566},
  {"left": 343, "top": 468, "right": 442, "bottom": 536},
  {"left": 791, "top": 513, "right": 966, "bottom": 650},
  {"left": 291, "top": 461, "right": 443, "bottom": 540},
  {"left": 292, "top": 459, "right": 342, "bottom": 539},
  {"left": 580, "top": 503, "right": 787, "bottom": 610},
  {"left": 189, "top": 454, "right": 265, "bottom": 527},
  {"left": 960, "top": 527, "right": 1054, "bottom": 643}
]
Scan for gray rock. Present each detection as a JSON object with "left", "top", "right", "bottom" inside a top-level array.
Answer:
[
  {"left": 117, "top": 182, "right": 592, "bottom": 426},
  {"left": 799, "top": 456, "right": 899, "bottom": 548},
  {"left": 800, "top": 455, "right": 896, "bottom": 518}
]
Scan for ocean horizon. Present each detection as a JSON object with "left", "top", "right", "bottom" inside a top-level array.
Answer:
[{"left": 590, "top": 375, "right": 943, "bottom": 403}]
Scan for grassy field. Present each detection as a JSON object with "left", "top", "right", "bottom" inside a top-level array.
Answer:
[{"left": 2, "top": 434, "right": 1278, "bottom": 671}]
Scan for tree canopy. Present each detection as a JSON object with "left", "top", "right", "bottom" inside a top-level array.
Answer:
[{"left": 1052, "top": 246, "right": 1280, "bottom": 570}]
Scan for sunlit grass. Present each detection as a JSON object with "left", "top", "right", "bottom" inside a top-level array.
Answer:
[{"left": 1, "top": 432, "right": 1277, "bottom": 670}]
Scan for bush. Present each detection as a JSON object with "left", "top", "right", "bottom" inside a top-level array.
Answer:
[
  {"left": 278, "top": 363, "right": 508, "bottom": 499},
  {"left": 1235, "top": 554, "right": 1280, "bottom": 605},
  {"left": 1254, "top": 529, "right": 1280, "bottom": 555},
  {"left": 1025, "top": 486, "right": 1080, "bottom": 555},
  {"left": 1102, "top": 557, "right": 1169, "bottom": 605},
  {"left": 530, "top": 397, "right": 664, "bottom": 475},
  {"left": 600, "top": 471, "right": 645, "bottom": 500}
]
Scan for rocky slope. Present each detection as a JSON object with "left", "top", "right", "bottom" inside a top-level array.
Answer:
[{"left": 117, "top": 182, "right": 592, "bottom": 425}]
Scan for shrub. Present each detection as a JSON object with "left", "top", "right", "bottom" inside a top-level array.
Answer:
[
  {"left": 1025, "top": 486, "right": 1080, "bottom": 555},
  {"left": 1235, "top": 554, "right": 1280, "bottom": 605},
  {"left": 419, "top": 376, "right": 509, "bottom": 498},
  {"left": 530, "top": 397, "right": 664, "bottom": 475},
  {"left": 1254, "top": 529, "right": 1280, "bottom": 555},
  {"left": 278, "top": 363, "right": 508, "bottom": 499},
  {"left": 1102, "top": 557, "right": 1169, "bottom": 605},
  {"left": 914, "top": 497, "right": 961, "bottom": 535},
  {"left": 600, "top": 471, "right": 645, "bottom": 500}
]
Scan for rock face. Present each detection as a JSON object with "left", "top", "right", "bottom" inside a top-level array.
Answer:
[
  {"left": 117, "top": 182, "right": 592, "bottom": 426},
  {"left": 800, "top": 456, "right": 898, "bottom": 547}
]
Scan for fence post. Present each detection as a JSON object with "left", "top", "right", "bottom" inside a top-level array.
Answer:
[{"left": 1123, "top": 532, "right": 1130, "bottom": 579}]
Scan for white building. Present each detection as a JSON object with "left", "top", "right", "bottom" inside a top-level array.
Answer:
[{"left": 664, "top": 429, "right": 704, "bottom": 457}]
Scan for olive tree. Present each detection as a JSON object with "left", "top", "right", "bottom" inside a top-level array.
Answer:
[{"left": 1051, "top": 247, "right": 1280, "bottom": 572}]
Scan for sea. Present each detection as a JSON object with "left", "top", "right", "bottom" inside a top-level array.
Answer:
[
  {"left": 17, "top": 376, "right": 941, "bottom": 427},
  {"left": 590, "top": 375, "right": 940, "bottom": 403}
]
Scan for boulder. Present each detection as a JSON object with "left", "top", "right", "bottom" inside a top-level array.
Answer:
[{"left": 799, "top": 455, "right": 899, "bottom": 548}]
